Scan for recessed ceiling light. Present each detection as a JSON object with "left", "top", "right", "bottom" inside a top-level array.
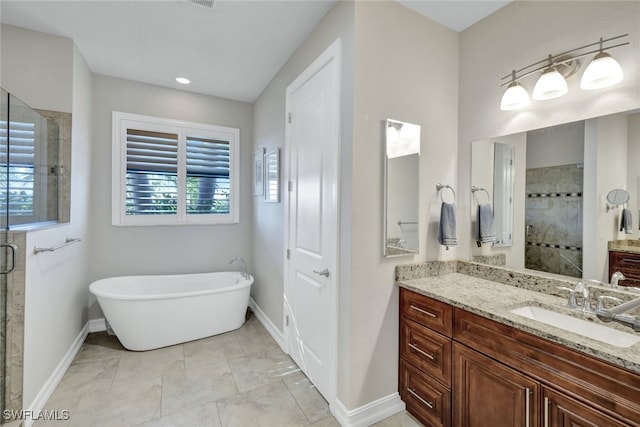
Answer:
[{"left": 176, "top": 77, "right": 191, "bottom": 85}]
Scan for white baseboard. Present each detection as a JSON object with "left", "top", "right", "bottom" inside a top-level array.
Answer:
[
  {"left": 24, "top": 323, "right": 89, "bottom": 427},
  {"left": 333, "top": 393, "right": 405, "bottom": 427},
  {"left": 88, "top": 318, "right": 106, "bottom": 332},
  {"left": 248, "top": 297, "right": 286, "bottom": 351}
]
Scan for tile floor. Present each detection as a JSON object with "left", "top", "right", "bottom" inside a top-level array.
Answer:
[{"left": 34, "top": 312, "right": 421, "bottom": 427}]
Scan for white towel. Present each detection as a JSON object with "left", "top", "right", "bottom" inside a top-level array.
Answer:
[
  {"left": 438, "top": 202, "right": 457, "bottom": 250},
  {"left": 476, "top": 203, "right": 497, "bottom": 246}
]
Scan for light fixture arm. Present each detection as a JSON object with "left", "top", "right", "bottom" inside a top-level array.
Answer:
[{"left": 500, "top": 34, "right": 629, "bottom": 87}]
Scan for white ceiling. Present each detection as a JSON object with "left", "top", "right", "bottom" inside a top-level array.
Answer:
[{"left": 0, "top": 0, "right": 511, "bottom": 103}]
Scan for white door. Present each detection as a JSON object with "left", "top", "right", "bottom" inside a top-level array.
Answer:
[{"left": 284, "top": 39, "right": 341, "bottom": 403}]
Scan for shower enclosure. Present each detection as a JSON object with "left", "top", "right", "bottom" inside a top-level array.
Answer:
[{"left": 0, "top": 88, "right": 60, "bottom": 418}]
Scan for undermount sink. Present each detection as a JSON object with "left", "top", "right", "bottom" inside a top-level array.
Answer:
[{"left": 509, "top": 305, "right": 640, "bottom": 348}]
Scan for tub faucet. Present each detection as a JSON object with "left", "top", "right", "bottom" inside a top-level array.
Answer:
[
  {"left": 610, "top": 271, "right": 626, "bottom": 288},
  {"left": 229, "top": 256, "right": 250, "bottom": 279}
]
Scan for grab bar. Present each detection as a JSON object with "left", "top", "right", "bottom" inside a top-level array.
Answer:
[
  {"left": 397, "top": 220, "right": 418, "bottom": 226},
  {"left": 34, "top": 237, "right": 81, "bottom": 255}
]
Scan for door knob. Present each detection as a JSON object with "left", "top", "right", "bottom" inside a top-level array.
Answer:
[{"left": 313, "top": 268, "right": 330, "bottom": 278}]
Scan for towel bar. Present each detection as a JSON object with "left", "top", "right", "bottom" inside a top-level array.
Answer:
[{"left": 34, "top": 237, "right": 81, "bottom": 255}]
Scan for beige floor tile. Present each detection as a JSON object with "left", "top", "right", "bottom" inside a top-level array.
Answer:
[
  {"left": 232, "top": 318, "right": 280, "bottom": 355},
  {"left": 133, "top": 402, "right": 221, "bottom": 427},
  {"left": 372, "top": 411, "right": 422, "bottom": 427},
  {"left": 72, "top": 332, "right": 125, "bottom": 364},
  {"left": 184, "top": 332, "right": 244, "bottom": 368},
  {"left": 228, "top": 347, "right": 299, "bottom": 392},
  {"left": 114, "top": 344, "right": 185, "bottom": 383},
  {"left": 47, "top": 356, "right": 119, "bottom": 402},
  {"left": 283, "top": 370, "right": 331, "bottom": 424},
  {"left": 306, "top": 416, "right": 341, "bottom": 427},
  {"left": 216, "top": 381, "right": 309, "bottom": 427},
  {"left": 33, "top": 395, "right": 81, "bottom": 427},
  {"left": 161, "top": 359, "right": 238, "bottom": 416},
  {"left": 69, "top": 376, "right": 162, "bottom": 427}
]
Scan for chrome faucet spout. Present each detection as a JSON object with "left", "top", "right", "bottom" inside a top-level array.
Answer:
[
  {"left": 610, "top": 271, "right": 626, "bottom": 288},
  {"left": 229, "top": 256, "right": 250, "bottom": 279}
]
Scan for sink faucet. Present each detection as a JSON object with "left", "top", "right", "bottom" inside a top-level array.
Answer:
[
  {"left": 573, "top": 281, "right": 593, "bottom": 312},
  {"left": 229, "top": 256, "right": 250, "bottom": 279},
  {"left": 596, "top": 295, "right": 640, "bottom": 332},
  {"left": 610, "top": 271, "right": 626, "bottom": 288}
]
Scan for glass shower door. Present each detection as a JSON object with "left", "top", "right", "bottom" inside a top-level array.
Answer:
[{"left": 0, "top": 88, "right": 9, "bottom": 421}]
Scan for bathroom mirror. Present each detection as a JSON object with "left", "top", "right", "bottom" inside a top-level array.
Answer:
[
  {"left": 384, "top": 119, "right": 420, "bottom": 257},
  {"left": 606, "top": 188, "right": 629, "bottom": 206},
  {"left": 470, "top": 109, "right": 640, "bottom": 283}
]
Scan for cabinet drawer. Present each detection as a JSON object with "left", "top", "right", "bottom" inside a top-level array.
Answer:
[
  {"left": 400, "top": 359, "right": 451, "bottom": 427},
  {"left": 400, "top": 318, "right": 451, "bottom": 387},
  {"left": 543, "top": 386, "right": 629, "bottom": 427},
  {"left": 400, "top": 288, "right": 452, "bottom": 336}
]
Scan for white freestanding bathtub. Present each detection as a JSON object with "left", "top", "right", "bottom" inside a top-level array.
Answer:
[{"left": 89, "top": 271, "right": 253, "bottom": 351}]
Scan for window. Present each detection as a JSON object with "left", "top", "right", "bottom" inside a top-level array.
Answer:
[{"left": 112, "top": 112, "right": 239, "bottom": 226}]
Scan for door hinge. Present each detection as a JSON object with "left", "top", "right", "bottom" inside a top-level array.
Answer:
[
  {"left": 286, "top": 249, "right": 290, "bottom": 259},
  {"left": 288, "top": 112, "right": 292, "bottom": 124},
  {"left": 288, "top": 181, "right": 293, "bottom": 192},
  {"left": 286, "top": 315, "right": 290, "bottom": 326}
]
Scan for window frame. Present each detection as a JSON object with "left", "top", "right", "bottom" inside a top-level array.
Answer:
[{"left": 112, "top": 112, "right": 240, "bottom": 226}]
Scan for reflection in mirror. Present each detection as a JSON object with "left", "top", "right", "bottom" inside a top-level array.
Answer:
[
  {"left": 470, "top": 109, "right": 640, "bottom": 283},
  {"left": 384, "top": 119, "right": 420, "bottom": 257},
  {"left": 493, "top": 143, "right": 515, "bottom": 246}
]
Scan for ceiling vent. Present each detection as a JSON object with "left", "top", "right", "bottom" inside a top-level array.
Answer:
[{"left": 181, "top": 0, "right": 214, "bottom": 10}]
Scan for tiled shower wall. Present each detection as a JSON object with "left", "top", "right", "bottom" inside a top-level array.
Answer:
[{"left": 525, "top": 164, "right": 583, "bottom": 278}]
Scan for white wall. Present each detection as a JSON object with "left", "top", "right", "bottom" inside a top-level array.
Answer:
[
  {"left": 458, "top": 1, "right": 640, "bottom": 261},
  {"left": 87, "top": 75, "right": 253, "bottom": 310},
  {"left": 0, "top": 25, "right": 94, "bottom": 409},
  {"left": 583, "top": 113, "right": 629, "bottom": 282},
  {"left": 251, "top": 0, "right": 354, "bottom": 343},
  {"left": 348, "top": 1, "right": 458, "bottom": 408},
  {"left": 526, "top": 121, "right": 584, "bottom": 169}
]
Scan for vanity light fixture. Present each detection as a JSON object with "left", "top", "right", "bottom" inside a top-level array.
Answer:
[
  {"left": 176, "top": 77, "right": 191, "bottom": 85},
  {"left": 500, "top": 34, "right": 628, "bottom": 111}
]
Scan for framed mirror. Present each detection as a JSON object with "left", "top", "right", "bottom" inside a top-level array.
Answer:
[{"left": 384, "top": 119, "right": 420, "bottom": 257}]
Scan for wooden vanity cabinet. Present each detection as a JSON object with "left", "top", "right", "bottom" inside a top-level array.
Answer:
[
  {"left": 608, "top": 250, "right": 640, "bottom": 287},
  {"left": 399, "top": 288, "right": 452, "bottom": 427},
  {"left": 399, "top": 287, "right": 640, "bottom": 427}
]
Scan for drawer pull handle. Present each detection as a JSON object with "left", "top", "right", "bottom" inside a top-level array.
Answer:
[
  {"left": 408, "top": 343, "right": 435, "bottom": 360},
  {"left": 525, "top": 388, "right": 531, "bottom": 427},
  {"left": 622, "top": 258, "right": 640, "bottom": 263},
  {"left": 407, "top": 388, "right": 433, "bottom": 409},
  {"left": 409, "top": 304, "right": 437, "bottom": 318},
  {"left": 543, "top": 397, "right": 550, "bottom": 427}
]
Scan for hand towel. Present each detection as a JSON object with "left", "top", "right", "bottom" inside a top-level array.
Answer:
[
  {"left": 620, "top": 208, "right": 632, "bottom": 234},
  {"left": 476, "top": 203, "right": 497, "bottom": 247},
  {"left": 438, "top": 202, "right": 457, "bottom": 249}
]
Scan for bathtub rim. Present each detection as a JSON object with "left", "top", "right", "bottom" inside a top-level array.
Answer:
[{"left": 89, "top": 271, "right": 253, "bottom": 301}]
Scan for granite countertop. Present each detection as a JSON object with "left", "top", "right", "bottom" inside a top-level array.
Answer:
[
  {"left": 609, "top": 239, "right": 640, "bottom": 254},
  {"left": 398, "top": 273, "right": 640, "bottom": 374}
]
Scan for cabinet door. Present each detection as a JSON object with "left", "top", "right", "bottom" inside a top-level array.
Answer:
[
  {"left": 543, "top": 387, "right": 629, "bottom": 427},
  {"left": 454, "top": 343, "right": 539, "bottom": 427},
  {"left": 400, "top": 359, "right": 452, "bottom": 427}
]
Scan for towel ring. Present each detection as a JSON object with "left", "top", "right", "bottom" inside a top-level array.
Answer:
[
  {"left": 436, "top": 183, "right": 456, "bottom": 204},
  {"left": 471, "top": 186, "right": 491, "bottom": 204}
]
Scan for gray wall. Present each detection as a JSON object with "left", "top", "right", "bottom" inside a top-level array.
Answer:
[{"left": 87, "top": 75, "right": 253, "bottom": 304}]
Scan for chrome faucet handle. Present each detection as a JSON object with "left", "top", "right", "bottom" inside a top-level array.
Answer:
[
  {"left": 557, "top": 286, "right": 577, "bottom": 308},
  {"left": 596, "top": 295, "right": 623, "bottom": 311},
  {"left": 573, "top": 281, "right": 593, "bottom": 312},
  {"left": 610, "top": 271, "right": 626, "bottom": 288}
]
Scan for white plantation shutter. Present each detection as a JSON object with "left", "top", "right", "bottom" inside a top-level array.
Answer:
[
  {"left": 126, "top": 129, "right": 178, "bottom": 215},
  {"left": 0, "top": 120, "right": 35, "bottom": 216},
  {"left": 113, "top": 112, "right": 239, "bottom": 226}
]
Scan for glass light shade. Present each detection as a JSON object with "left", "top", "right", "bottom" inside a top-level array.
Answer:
[
  {"left": 580, "top": 52, "right": 623, "bottom": 90},
  {"left": 500, "top": 82, "right": 530, "bottom": 111},
  {"left": 532, "top": 67, "right": 568, "bottom": 100}
]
